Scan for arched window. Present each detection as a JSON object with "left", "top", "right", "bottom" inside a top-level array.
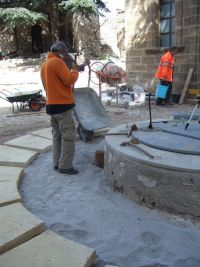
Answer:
[{"left": 160, "top": 0, "right": 176, "bottom": 47}]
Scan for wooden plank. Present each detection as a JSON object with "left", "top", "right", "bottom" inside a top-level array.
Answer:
[
  {"left": 6, "top": 111, "right": 45, "bottom": 117},
  {"left": 179, "top": 68, "right": 193, "bottom": 104},
  {"left": 187, "top": 89, "right": 200, "bottom": 95}
]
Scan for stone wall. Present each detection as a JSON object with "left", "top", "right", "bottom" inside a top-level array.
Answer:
[
  {"left": 0, "top": 24, "right": 51, "bottom": 56},
  {"left": 72, "top": 14, "right": 101, "bottom": 59},
  {"left": 0, "top": 27, "right": 16, "bottom": 54},
  {"left": 125, "top": 0, "right": 200, "bottom": 94}
]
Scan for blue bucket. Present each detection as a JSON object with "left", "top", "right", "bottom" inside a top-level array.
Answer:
[{"left": 156, "top": 84, "right": 168, "bottom": 99}]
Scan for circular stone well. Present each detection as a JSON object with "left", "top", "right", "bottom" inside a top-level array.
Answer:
[{"left": 104, "top": 120, "right": 200, "bottom": 219}]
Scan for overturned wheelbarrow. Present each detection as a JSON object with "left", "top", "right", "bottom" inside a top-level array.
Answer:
[{"left": 74, "top": 87, "right": 110, "bottom": 142}]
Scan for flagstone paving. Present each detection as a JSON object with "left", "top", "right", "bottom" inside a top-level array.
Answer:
[
  {"left": 4, "top": 134, "right": 52, "bottom": 152},
  {"left": 0, "top": 203, "right": 45, "bottom": 255},
  {"left": 0, "top": 230, "right": 96, "bottom": 267},
  {"left": 0, "top": 130, "right": 96, "bottom": 266},
  {"left": 0, "top": 166, "right": 23, "bottom": 207},
  {"left": 0, "top": 145, "right": 37, "bottom": 167},
  {"left": 31, "top": 127, "right": 52, "bottom": 140}
]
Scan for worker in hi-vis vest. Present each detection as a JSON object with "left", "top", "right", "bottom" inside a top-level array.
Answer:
[{"left": 155, "top": 47, "right": 178, "bottom": 105}]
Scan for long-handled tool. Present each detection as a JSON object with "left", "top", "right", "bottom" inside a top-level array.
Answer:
[
  {"left": 105, "top": 123, "right": 138, "bottom": 137},
  {"left": 185, "top": 95, "right": 200, "bottom": 130},
  {"left": 120, "top": 138, "right": 154, "bottom": 158}
]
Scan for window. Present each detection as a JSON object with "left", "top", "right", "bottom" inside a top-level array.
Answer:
[{"left": 160, "top": 0, "right": 176, "bottom": 47}]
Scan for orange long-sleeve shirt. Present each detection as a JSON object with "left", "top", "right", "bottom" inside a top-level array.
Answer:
[
  {"left": 156, "top": 51, "right": 175, "bottom": 82},
  {"left": 41, "top": 53, "right": 79, "bottom": 105}
]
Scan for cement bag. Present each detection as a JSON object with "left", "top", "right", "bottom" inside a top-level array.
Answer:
[{"left": 132, "top": 85, "right": 146, "bottom": 103}]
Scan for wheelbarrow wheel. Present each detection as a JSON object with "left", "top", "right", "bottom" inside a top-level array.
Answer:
[
  {"left": 77, "top": 124, "right": 94, "bottom": 142},
  {"left": 29, "top": 100, "right": 42, "bottom": 111}
]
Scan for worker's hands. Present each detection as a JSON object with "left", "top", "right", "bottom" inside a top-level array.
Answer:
[{"left": 72, "top": 54, "right": 78, "bottom": 70}]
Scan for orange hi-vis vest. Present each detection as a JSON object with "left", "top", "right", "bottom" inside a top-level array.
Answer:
[
  {"left": 41, "top": 53, "right": 79, "bottom": 105},
  {"left": 156, "top": 51, "right": 175, "bottom": 82}
]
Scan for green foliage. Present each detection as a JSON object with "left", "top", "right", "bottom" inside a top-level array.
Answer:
[
  {"left": 60, "top": 0, "right": 96, "bottom": 16},
  {"left": 0, "top": 7, "right": 47, "bottom": 31},
  {"left": 60, "top": 0, "right": 109, "bottom": 17}
]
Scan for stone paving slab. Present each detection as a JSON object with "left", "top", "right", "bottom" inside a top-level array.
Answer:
[
  {"left": 4, "top": 135, "right": 52, "bottom": 153},
  {"left": 0, "top": 230, "right": 96, "bottom": 267},
  {"left": 31, "top": 127, "right": 52, "bottom": 140},
  {"left": 0, "top": 166, "right": 24, "bottom": 207},
  {"left": 0, "top": 145, "right": 37, "bottom": 167},
  {"left": 0, "top": 203, "right": 45, "bottom": 255}
]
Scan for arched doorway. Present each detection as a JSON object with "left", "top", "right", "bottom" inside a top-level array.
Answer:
[{"left": 31, "top": 24, "right": 43, "bottom": 53}]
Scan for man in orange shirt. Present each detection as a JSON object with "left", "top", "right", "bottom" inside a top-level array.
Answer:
[
  {"left": 41, "top": 41, "right": 79, "bottom": 175},
  {"left": 155, "top": 47, "right": 178, "bottom": 105}
]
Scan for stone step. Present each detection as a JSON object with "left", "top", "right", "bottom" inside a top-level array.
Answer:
[
  {"left": 0, "top": 166, "right": 23, "bottom": 207},
  {"left": 4, "top": 134, "right": 52, "bottom": 153},
  {"left": 0, "top": 145, "right": 37, "bottom": 167},
  {"left": 0, "top": 203, "right": 45, "bottom": 255},
  {"left": 0, "top": 230, "right": 96, "bottom": 267}
]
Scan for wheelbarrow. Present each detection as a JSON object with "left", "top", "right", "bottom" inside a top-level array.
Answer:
[
  {"left": 74, "top": 87, "right": 111, "bottom": 142},
  {"left": 0, "top": 88, "right": 46, "bottom": 112}
]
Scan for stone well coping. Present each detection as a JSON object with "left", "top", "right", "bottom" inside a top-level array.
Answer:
[
  {"left": 105, "top": 122, "right": 200, "bottom": 218},
  {"left": 0, "top": 129, "right": 96, "bottom": 266},
  {"left": 105, "top": 123, "right": 200, "bottom": 173}
]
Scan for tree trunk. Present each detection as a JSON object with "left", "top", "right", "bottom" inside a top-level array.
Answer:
[
  {"left": 48, "top": 0, "right": 59, "bottom": 42},
  {"left": 14, "top": 27, "right": 19, "bottom": 51}
]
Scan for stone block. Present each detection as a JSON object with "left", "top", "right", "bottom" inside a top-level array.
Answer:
[
  {"left": 5, "top": 135, "right": 52, "bottom": 153},
  {"left": 0, "top": 145, "right": 37, "bottom": 167},
  {"left": 0, "top": 166, "right": 23, "bottom": 207},
  {"left": 31, "top": 127, "right": 52, "bottom": 140},
  {"left": 184, "top": 16, "right": 198, "bottom": 27},
  {"left": 0, "top": 203, "right": 45, "bottom": 254},
  {"left": 126, "top": 56, "right": 142, "bottom": 63},
  {"left": 0, "top": 230, "right": 96, "bottom": 267},
  {"left": 190, "top": 0, "right": 199, "bottom": 6}
]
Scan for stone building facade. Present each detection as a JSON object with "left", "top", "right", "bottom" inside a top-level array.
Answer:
[{"left": 125, "top": 0, "right": 200, "bottom": 94}]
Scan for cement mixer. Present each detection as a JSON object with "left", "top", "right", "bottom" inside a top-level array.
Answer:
[
  {"left": 90, "top": 61, "right": 126, "bottom": 86},
  {"left": 89, "top": 61, "right": 130, "bottom": 108}
]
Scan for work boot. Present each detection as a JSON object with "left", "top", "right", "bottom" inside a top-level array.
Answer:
[
  {"left": 58, "top": 168, "right": 79, "bottom": 175},
  {"left": 54, "top": 166, "right": 58, "bottom": 170}
]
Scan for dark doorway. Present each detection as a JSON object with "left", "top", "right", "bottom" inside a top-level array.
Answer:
[{"left": 31, "top": 24, "right": 43, "bottom": 53}]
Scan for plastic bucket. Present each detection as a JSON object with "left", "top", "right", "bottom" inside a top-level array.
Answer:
[{"left": 156, "top": 84, "right": 168, "bottom": 99}]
